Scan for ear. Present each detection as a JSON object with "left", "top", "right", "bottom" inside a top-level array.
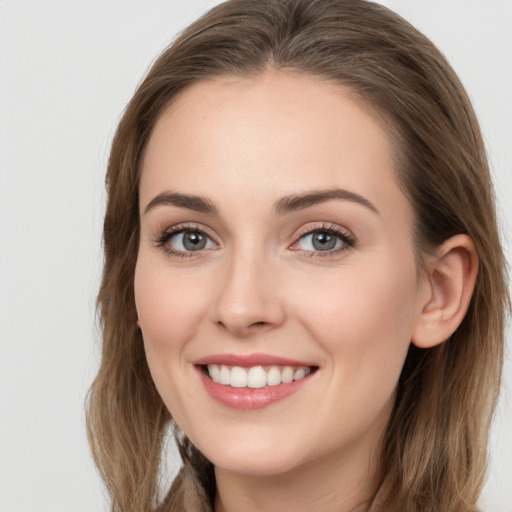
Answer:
[{"left": 411, "top": 234, "right": 478, "bottom": 349}]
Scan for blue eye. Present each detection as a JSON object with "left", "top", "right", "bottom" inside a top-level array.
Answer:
[
  {"left": 156, "top": 227, "right": 217, "bottom": 256},
  {"left": 298, "top": 231, "right": 343, "bottom": 251},
  {"left": 170, "top": 230, "right": 215, "bottom": 252},
  {"left": 294, "top": 226, "right": 355, "bottom": 254}
]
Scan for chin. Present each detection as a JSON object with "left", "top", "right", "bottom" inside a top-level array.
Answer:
[
  {"left": 212, "top": 454, "right": 302, "bottom": 477},
  {"left": 196, "top": 434, "right": 305, "bottom": 477}
]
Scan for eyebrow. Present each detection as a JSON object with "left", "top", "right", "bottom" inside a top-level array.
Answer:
[
  {"left": 274, "top": 188, "right": 379, "bottom": 216},
  {"left": 144, "top": 192, "right": 218, "bottom": 215},
  {"left": 143, "top": 187, "right": 379, "bottom": 216}
]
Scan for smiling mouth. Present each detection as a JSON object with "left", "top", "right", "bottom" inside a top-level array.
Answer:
[{"left": 201, "top": 364, "right": 318, "bottom": 389}]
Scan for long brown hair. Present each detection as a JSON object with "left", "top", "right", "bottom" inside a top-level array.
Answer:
[{"left": 86, "top": 1, "right": 509, "bottom": 510}]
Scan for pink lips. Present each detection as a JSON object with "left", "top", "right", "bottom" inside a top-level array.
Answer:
[
  {"left": 194, "top": 353, "right": 315, "bottom": 367},
  {"left": 194, "top": 353, "right": 317, "bottom": 410}
]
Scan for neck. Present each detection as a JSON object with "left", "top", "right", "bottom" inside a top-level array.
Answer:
[{"left": 213, "top": 439, "right": 381, "bottom": 512}]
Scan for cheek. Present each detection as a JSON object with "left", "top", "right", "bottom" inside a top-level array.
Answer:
[
  {"left": 290, "top": 257, "right": 420, "bottom": 444},
  {"left": 134, "top": 258, "right": 210, "bottom": 347},
  {"left": 297, "top": 256, "right": 419, "bottom": 386},
  {"left": 133, "top": 257, "right": 213, "bottom": 426}
]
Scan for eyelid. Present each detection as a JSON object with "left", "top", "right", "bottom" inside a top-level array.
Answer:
[
  {"left": 153, "top": 221, "right": 355, "bottom": 259},
  {"left": 154, "top": 222, "right": 220, "bottom": 257},
  {"left": 289, "top": 222, "right": 356, "bottom": 255}
]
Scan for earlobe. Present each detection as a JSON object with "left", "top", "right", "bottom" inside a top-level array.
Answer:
[{"left": 411, "top": 234, "right": 478, "bottom": 349}]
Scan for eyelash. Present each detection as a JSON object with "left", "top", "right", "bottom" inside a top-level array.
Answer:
[
  {"left": 292, "top": 223, "right": 356, "bottom": 257},
  {"left": 154, "top": 223, "right": 217, "bottom": 259},
  {"left": 154, "top": 222, "right": 356, "bottom": 259}
]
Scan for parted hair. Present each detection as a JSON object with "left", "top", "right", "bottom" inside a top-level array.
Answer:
[{"left": 86, "top": 1, "right": 509, "bottom": 511}]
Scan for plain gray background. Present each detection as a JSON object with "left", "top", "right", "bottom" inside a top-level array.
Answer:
[{"left": 1, "top": 1, "right": 511, "bottom": 511}]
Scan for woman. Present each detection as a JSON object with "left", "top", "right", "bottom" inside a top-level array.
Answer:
[{"left": 86, "top": 0, "right": 509, "bottom": 510}]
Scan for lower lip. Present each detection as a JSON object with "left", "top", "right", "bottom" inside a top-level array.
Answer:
[{"left": 197, "top": 369, "right": 313, "bottom": 410}]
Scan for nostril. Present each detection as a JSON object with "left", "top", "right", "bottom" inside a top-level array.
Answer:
[{"left": 247, "top": 321, "right": 274, "bottom": 331}]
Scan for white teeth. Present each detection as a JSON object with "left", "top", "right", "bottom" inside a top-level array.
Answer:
[
  {"left": 293, "top": 368, "right": 306, "bottom": 380},
  {"left": 266, "top": 366, "right": 282, "bottom": 386},
  {"left": 281, "top": 366, "right": 294, "bottom": 383},
  {"left": 230, "top": 366, "right": 248, "bottom": 388},
  {"left": 209, "top": 364, "right": 220, "bottom": 382},
  {"left": 206, "top": 364, "right": 313, "bottom": 388},
  {"left": 219, "top": 365, "right": 231, "bottom": 385},
  {"left": 247, "top": 366, "right": 267, "bottom": 388}
]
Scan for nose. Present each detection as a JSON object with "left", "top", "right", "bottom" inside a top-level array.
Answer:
[{"left": 212, "top": 249, "right": 286, "bottom": 337}]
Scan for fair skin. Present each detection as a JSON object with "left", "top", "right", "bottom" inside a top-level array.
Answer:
[{"left": 135, "top": 70, "right": 477, "bottom": 512}]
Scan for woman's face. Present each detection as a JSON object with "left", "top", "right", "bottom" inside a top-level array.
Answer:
[{"left": 135, "top": 70, "right": 430, "bottom": 477}]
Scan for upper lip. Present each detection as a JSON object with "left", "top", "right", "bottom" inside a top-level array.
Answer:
[{"left": 193, "top": 352, "right": 317, "bottom": 367}]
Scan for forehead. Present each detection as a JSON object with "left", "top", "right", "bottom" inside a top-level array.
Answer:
[{"left": 140, "top": 70, "right": 408, "bottom": 224}]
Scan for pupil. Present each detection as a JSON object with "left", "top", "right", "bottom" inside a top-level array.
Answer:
[
  {"left": 183, "top": 231, "right": 206, "bottom": 251},
  {"left": 312, "top": 232, "right": 337, "bottom": 251}
]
